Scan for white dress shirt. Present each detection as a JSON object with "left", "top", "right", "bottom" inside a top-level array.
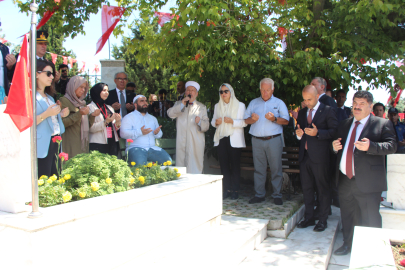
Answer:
[
  {"left": 339, "top": 115, "right": 370, "bottom": 176},
  {"left": 115, "top": 88, "right": 126, "bottom": 115},
  {"left": 297, "top": 101, "right": 320, "bottom": 140}
]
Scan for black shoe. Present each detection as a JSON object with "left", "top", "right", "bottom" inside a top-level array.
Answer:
[
  {"left": 231, "top": 192, "right": 239, "bottom": 200},
  {"left": 296, "top": 219, "right": 315, "bottom": 228},
  {"left": 334, "top": 244, "right": 351, "bottom": 256},
  {"left": 313, "top": 220, "right": 327, "bottom": 232},
  {"left": 249, "top": 197, "right": 265, "bottom": 204},
  {"left": 223, "top": 191, "right": 231, "bottom": 199},
  {"left": 274, "top": 198, "right": 283, "bottom": 205}
]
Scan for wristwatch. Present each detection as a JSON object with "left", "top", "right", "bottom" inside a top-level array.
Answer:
[{"left": 273, "top": 117, "right": 277, "bottom": 123}]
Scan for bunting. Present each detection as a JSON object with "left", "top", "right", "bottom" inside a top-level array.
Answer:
[
  {"left": 50, "top": 53, "right": 58, "bottom": 64},
  {"left": 93, "top": 64, "right": 100, "bottom": 73},
  {"left": 79, "top": 61, "right": 86, "bottom": 73}
]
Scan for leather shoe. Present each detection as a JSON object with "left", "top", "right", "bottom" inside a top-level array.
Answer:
[
  {"left": 231, "top": 192, "right": 239, "bottom": 200},
  {"left": 313, "top": 221, "right": 327, "bottom": 232},
  {"left": 249, "top": 197, "right": 265, "bottom": 204},
  {"left": 334, "top": 244, "right": 351, "bottom": 256},
  {"left": 274, "top": 198, "right": 283, "bottom": 205},
  {"left": 223, "top": 191, "right": 230, "bottom": 199},
  {"left": 296, "top": 219, "right": 315, "bottom": 228}
]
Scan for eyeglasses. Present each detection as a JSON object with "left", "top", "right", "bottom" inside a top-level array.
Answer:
[
  {"left": 116, "top": 78, "right": 128, "bottom": 81},
  {"left": 38, "top": 71, "right": 54, "bottom": 77},
  {"left": 219, "top": 90, "right": 229, "bottom": 95},
  {"left": 61, "top": 69, "right": 68, "bottom": 73}
]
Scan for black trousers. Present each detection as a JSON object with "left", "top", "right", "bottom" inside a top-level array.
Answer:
[
  {"left": 37, "top": 136, "right": 61, "bottom": 178},
  {"left": 338, "top": 172, "right": 382, "bottom": 246},
  {"left": 329, "top": 153, "right": 339, "bottom": 203},
  {"left": 90, "top": 138, "right": 119, "bottom": 156},
  {"left": 299, "top": 152, "right": 330, "bottom": 222},
  {"left": 218, "top": 136, "right": 241, "bottom": 192}
]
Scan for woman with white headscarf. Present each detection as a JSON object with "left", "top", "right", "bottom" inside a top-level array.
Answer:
[
  {"left": 211, "top": 83, "right": 247, "bottom": 200},
  {"left": 60, "top": 76, "right": 96, "bottom": 159}
]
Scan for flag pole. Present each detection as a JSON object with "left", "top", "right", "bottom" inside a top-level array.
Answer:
[{"left": 28, "top": 0, "right": 42, "bottom": 218}]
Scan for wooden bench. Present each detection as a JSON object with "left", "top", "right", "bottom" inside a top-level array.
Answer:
[{"left": 210, "top": 146, "right": 300, "bottom": 198}]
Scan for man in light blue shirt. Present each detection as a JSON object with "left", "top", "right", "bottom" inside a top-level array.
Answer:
[
  {"left": 120, "top": 95, "right": 172, "bottom": 166},
  {"left": 244, "top": 78, "right": 290, "bottom": 205}
]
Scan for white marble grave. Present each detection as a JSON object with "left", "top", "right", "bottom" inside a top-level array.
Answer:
[
  {"left": 387, "top": 154, "right": 405, "bottom": 210},
  {"left": 0, "top": 104, "right": 32, "bottom": 213}
]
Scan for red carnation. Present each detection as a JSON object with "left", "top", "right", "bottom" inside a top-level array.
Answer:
[
  {"left": 127, "top": 139, "right": 134, "bottom": 145},
  {"left": 59, "top": 152, "right": 69, "bottom": 161},
  {"left": 52, "top": 136, "right": 62, "bottom": 143},
  {"left": 400, "top": 259, "right": 405, "bottom": 267}
]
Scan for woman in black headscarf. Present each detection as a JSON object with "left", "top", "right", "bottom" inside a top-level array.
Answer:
[{"left": 88, "top": 83, "right": 121, "bottom": 156}]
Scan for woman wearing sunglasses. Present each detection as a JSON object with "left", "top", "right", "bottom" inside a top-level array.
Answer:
[
  {"left": 60, "top": 75, "right": 97, "bottom": 159},
  {"left": 88, "top": 83, "right": 121, "bottom": 156},
  {"left": 211, "top": 83, "right": 247, "bottom": 200},
  {"left": 35, "top": 59, "right": 69, "bottom": 177}
]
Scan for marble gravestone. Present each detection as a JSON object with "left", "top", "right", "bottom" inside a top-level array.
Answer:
[
  {"left": 387, "top": 154, "right": 405, "bottom": 210},
  {"left": 0, "top": 105, "right": 32, "bottom": 213}
]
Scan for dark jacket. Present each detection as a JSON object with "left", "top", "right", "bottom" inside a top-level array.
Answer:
[
  {"left": 297, "top": 103, "right": 338, "bottom": 164},
  {"left": 334, "top": 115, "right": 397, "bottom": 193},
  {"left": 319, "top": 94, "right": 337, "bottom": 109},
  {"left": 151, "top": 100, "right": 174, "bottom": 118},
  {"left": 105, "top": 89, "right": 135, "bottom": 114},
  {"left": 0, "top": 42, "right": 13, "bottom": 95}
]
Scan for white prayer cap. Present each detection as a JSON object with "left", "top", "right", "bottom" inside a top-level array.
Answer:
[
  {"left": 133, "top": 95, "right": 146, "bottom": 104},
  {"left": 185, "top": 81, "right": 200, "bottom": 92}
]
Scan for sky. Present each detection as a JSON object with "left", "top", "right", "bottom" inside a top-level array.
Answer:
[{"left": 0, "top": 0, "right": 392, "bottom": 106}]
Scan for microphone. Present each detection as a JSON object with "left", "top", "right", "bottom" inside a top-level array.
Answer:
[{"left": 185, "top": 94, "right": 192, "bottom": 107}]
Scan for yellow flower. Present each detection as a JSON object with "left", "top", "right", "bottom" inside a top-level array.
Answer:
[
  {"left": 136, "top": 168, "right": 140, "bottom": 171},
  {"left": 106, "top": 178, "right": 112, "bottom": 184},
  {"left": 58, "top": 178, "right": 65, "bottom": 184},
  {"left": 40, "top": 175, "right": 48, "bottom": 180},
  {"left": 131, "top": 172, "right": 133, "bottom": 175},
  {"left": 138, "top": 176, "right": 145, "bottom": 185},
  {"left": 78, "top": 192, "right": 86, "bottom": 198},
  {"left": 131, "top": 162, "right": 136, "bottom": 166},
  {"left": 47, "top": 179, "right": 53, "bottom": 184},
  {"left": 50, "top": 175, "right": 57, "bottom": 181},
  {"left": 64, "top": 174, "right": 71, "bottom": 180},
  {"left": 176, "top": 173, "right": 181, "bottom": 178},
  {"left": 129, "top": 177, "right": 135, "bottom": 184},
  {"left": 143, "top": 165, "right": 147, "bottom": 168},
  {"left": 163, "top": 162, "right": 168, "bottom": 166},
  {"left": 147, "top": 162, "right": 152, "bottom": 168},
  {"left": 91, "top": 182, "right": 100, "bottom": 191},
  {"left": 174, "top": 168, "right": 178, "bottom": 172},
  {"left": 153, "top": 163, "right": 157, "bottom": 166},
  {"left": 62, "top": 191, "right": 72, "bottom": 203},
  {"left": 38, "top": 179, "right": 44, "bottom": 186},
  {"left": 166, "top": 160, "right": 172, "bottom": 166}
]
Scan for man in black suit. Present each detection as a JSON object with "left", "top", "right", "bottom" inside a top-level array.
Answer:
[
  {"left": 311, "top": 77, "right": 337, "bottom": 109},
  {"left": 0, "top": 41, "right": 16, "bottom": 97},
  {"left": 332, "top": 91, "right": 397, "bottom": 255},
  {"left": 105, "top": 72, "right": 135, "bottom": 118},
  {"left": 296, "top": 85, "right": 338, "bottom": 232},
  {"left": 152, "top": 89, "right": 174, "bottom": 118},
  {"left": 336, "top": 90, "right": 352, "bottom": 122}
]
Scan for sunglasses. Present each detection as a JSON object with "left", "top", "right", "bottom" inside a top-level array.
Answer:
[
  {"left": 61, "top": 69, "right": 68, "bottom": 73},
  {"left": 38, "top": 71, "right": 54, "bottom": 77},
  {"left": 219, "top": 90, "right": 229, "bottom": 95}
]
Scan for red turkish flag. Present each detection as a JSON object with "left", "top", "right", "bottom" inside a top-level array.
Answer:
[
  {"left": 50, "top": 53, "right": 58, "bottom": 64},
  {"left": 62, "top": 56, "right": 68, "bottom": 65},
  {"left": 69, "top": 58, "right": 77, "bottom": 67},
  {"left": 0, "top": 37, "right": 8, "bottom": 43},
  {"left": 79, "top": 61, "right": 86, "bottom": 73},
  {"left": 154, "top": 12, "right": 178, "bottom": 27},
  {"left": 37, "top": 7, "right": 58, "bottom": 30},
  {"left": 4, "top": 34, "right": 33, "bottom": 132},
  {"left": 95, "top": 5, "right": 126, "bottom": 55}
]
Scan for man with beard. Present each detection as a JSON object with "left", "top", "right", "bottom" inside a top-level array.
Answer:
[{"left": 120, "top": 95, "right": 172, "bottom": 165}]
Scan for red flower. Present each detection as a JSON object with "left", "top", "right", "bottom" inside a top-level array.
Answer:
[
  {"left": 52, "top": 135, "right": 62, "bottom": 143},
  {"left": 127, "top": 139, "right": 133, "bottom": 143},
  {"left": 400, "top": 259, "right": 405, "bottom": 267},
  {"left": 59, "top": 152, "right": 69, "bottom": 161}
]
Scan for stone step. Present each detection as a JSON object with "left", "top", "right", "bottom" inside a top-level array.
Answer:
[
  {"left": 238, "top": 206, "right": 341, "bottom": 270},
  {"left": 116, "top": 215, "right": 269, "bottom": 269}
]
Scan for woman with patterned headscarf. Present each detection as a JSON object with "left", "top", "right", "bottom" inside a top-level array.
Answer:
[
  {"left": 60, "top": 75, "right": 97, "bottom": 159},
  {"left": 211, "top": 83, "right": 247, "bottom": 200}
]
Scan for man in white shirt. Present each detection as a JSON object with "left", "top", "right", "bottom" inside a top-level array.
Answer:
[{"left": 120, "top": 95, "right": 172, "bottom": 165}]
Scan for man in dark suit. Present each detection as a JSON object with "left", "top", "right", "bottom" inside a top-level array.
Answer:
[
  {"left": 296, "top": 85, "right": 338, "bottom": 232},
  {"left": 336, "top": 90, "right": 352, "bottom": 122},
  {"left": 152, "top": 89, "right": 174, "bottom": 118},
  {"left": 105, "top": 72, "right": 135, "bottom": 118},
  {"left": 126, "top": 82, "right": 137, "bottom": 103},
  {"left": 0, "top": 41, "right": 16, "bottom": 96},
  {"left": 311, "top": 77, "right": 337, "bottom": 109},
  {"left": 332, "top": 91, "right": 397, "bottom": 255}
]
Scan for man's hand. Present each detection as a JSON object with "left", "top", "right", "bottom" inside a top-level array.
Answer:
[
  {"left": 141, "top": 125, "right": 153, "bottom": 135},
  {"left": 354, "top": 138, "right": 370, "bottom": 151},
  {"left": 60, "top": 107, "right": 70, "bottom": 118},
  {"left": 195, "top": 116, "right": 200, "bottom": 124},
  {"left": 54, "top": 71, "right": 61, "bottom": 82},
  {"left": 182, "top": 95, "right": 191, "bottom": 106},
  {"left": 304, "top": 123, "right": 318, "bottom": 137},
  {"left": 224, "top": 117, "right": 233, "bottom": 125},
  {"left": 399, "top": 139, "right": 405, "bottom": 147},
  {"left": 332, "top": 138, "right": 343, "bottom": 151},
  {"left": 5, "top": 54, "right": 16, "bottom": 69},
  {"left": 91, "top": 109, "right": 101, "bottom": 117},
  {"left": 125, "top": 103, "right": 135, "bottom": 111},
  {"left": 154, "top": 125, "right": 162, "bottom": 135},
  {"left": 296, "top": 124, "right": 304, "bottom": 137},
  {"left": 251, "top": 113, "right": 259, "bottom": 122},
  {"left": 79, "top": 106, "right": 90, "bottom": 115},
  {"left": 1, "top": 96, "right": 8, "bottom": 104},
  {"left": 215, "top": 118, "right": 222, "bottom": 126},
  {"left": 112, "top": 102, "right": 121, "bottom": 111},
  {"left": 265, "top": 112, "right": 275, "bottom": 121}
]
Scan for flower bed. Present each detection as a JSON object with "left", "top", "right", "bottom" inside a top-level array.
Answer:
[{"left": 38, "top": 151, "right": 179, "bottom": 207}]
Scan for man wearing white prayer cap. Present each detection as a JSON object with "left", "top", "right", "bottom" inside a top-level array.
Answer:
[
  {"left": 120, "top": 95, "right": 172, "bottom": 165},
  {"left": 168, "top": 81, "right": 209, "bottom": 174}
]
